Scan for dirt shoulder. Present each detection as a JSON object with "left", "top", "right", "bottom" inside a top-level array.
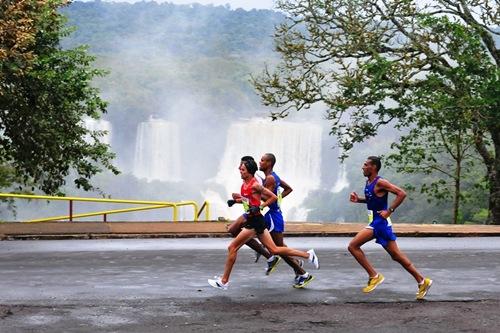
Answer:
[{"left": 1, "top": 299, "right": 498, "bottom": 332}]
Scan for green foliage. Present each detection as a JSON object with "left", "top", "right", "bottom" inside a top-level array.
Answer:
[
  {"left": 0, "top": 0, "right": 119, "bottom": 195},
  {"left": 254, "top": 0, "right": 500, "bottom": 223}
]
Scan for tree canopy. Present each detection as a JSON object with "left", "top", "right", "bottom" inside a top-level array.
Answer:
[
  {"left": 253, "top": 0, "right": 500, "bottom": 223},
  {"left": 0, "top": 0, "right": 118, "bottom": 195}
]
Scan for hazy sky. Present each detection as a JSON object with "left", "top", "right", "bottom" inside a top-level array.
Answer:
[{"left": 77, "top": 0, "right": 276, "bottom": 11}]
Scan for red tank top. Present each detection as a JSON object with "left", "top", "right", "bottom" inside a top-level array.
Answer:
[{"left": 240, "top": 177, "right": 261, "bottom": 207}]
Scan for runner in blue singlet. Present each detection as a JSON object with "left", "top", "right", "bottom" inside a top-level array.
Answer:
[
  {"left": 348, "top": 156, "right": 432, "bottom": 300},
  {"left": 259, "top": 153, "right": 314, "bottom": 288},
  {"left": 364, "top": 175, "right": 396, "bottom": 247},
  {"left": 208, "top": 159, "right": 320, "bottom": 290}
]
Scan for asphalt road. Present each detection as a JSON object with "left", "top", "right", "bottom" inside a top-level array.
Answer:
[{"left": 1, "top": 237, "right": 499, "bottom": 332}]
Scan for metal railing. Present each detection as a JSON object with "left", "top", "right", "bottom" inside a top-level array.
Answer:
[{"left": 0, "top": 193, "right": 210, "bottom": 222}]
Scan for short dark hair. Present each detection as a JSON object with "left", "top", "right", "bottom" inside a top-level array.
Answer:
[
  {"left": 264, "top": 153, "right": 276, "bottom": 167},
  {"left": 367, "top": 156, "right": 382, "bottom": 171},
  {"left": 243, "top": 159, "right": 258, "bottom": 175},
  {"left": 240, "top": 156, "right": 254, "bottom": 162}
]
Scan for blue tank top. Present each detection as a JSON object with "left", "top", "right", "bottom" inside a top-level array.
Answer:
[
  {"left": 364, "top": 176, "right": 388, "bottom": 212},
  {"left": 264, "top": 171, "right": 281, "bottom": 211}
]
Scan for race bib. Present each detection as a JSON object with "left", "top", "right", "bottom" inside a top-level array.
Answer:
[
  {"left": 367, "top": 210, "right": 393, "bottom": 226},
  {"left": 241, "top": 197, "right": 250, "bottom": 212},
  {"left": 367, "top": 210, "right": 373, "bottom": 223}
]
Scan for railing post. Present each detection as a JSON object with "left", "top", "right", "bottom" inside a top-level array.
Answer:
[
  {"left": 69, "top": 200, "right": 73, "bottom": 222},
  {"left": 173, "top": 205, "right": 178, "bottom": 221},
  {"left": 197, "top": 202, "right": 206, "bottom": 221},
  {"left": 205, "top": 201, "right": 210, "bottom": 221},
  {"left": 196, "top": 201, "right": 210, "bottom": 221},
  {"left": 103, "top": 214, "right": 107, "bottom": 222}
]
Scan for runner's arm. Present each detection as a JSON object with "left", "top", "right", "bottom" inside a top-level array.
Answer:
[
  {"left": 254, "top": 183, "right": 277, "bottom": 209},
  {"left": 279, "top": 178, "right": 293, "bottom": 198},
  {"left": 350, "top": 192, "right": 366, "bottom": 203},
  {"left": 263, "top": 175, "right": 275, "bottom": 192},
  {"left": 376, "top": 179, "right": 406, "bottom": 217},
  {"left": 231, "top": 193, "right": 243, "bottom": 203},
  {"left": 261, "top": 175, "right": 275, "bottom": 201}
]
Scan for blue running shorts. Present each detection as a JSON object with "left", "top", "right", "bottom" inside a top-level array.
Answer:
[
  {"left": 367, "top": 216, "right": 397, "bottom": 247},
  {"left": 264, "top": 209, "right": 285, "bottom": 233}
]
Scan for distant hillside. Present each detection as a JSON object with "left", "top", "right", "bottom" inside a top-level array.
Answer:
[
  {"left": 60, "top": 1, "right": 285, "bottom": 166},
  {"left": 63, "top": 1, "right": 284, "bottom": 57}
]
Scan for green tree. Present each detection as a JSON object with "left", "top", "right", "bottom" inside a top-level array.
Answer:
[
  {"left": 386, "top": 125, "right": 478, "bottom": 224},
  {"left": 253, "top": 0, "right": 500, "bottom": 223},
  {"left": 0, "top": 0, "right": 118, "bottom": 195}
]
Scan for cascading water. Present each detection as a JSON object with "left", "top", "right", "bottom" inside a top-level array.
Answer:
[
  {"left": 211, "top": 118, "right": 322, "bottom": 221},
  {"left": 331, "top": 163, "right": 349, "bottom": 193},
  {"left": 133, "top": 117, "right": 181, "bottom": 182}
]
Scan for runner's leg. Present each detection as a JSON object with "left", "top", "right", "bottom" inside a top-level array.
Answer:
[
  {"left": 221, "top": 227, "right": 257, "bottom": 284},
  {"left": 228, "top": 215, "right": 271, "bottom": 259},
  {"left": 271, "top": 231, "right": 305, "bottom": 275},
  {"left": 348, "top": 228, "right": 378, "bottom": 277},
  {"left": 258, "top": 230, "right": 309, "bottom": 259},
  {"left": 384, "top": 240, "right": 424, "bottom": 283}
]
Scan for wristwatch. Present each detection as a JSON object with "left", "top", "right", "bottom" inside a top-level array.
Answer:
[{"left": 389, "top": 207, "right": 395, "bottom": 213}]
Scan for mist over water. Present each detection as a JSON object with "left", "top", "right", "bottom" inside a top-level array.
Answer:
[
  {"left": 1, "top": 1, "right": 485, "bottom": 224},
  {"left": 133, "top": 117, "right": 181, "bottom": 182},
  {"left": 115, "top": 115, "right": 327, "bottom": 221},
  {"left": 212, "top": 118, "right": 322, "bottom": 221},
  {"left": 331, "top": 156, "right": 350, "bottom": 194},
  {"left": 1, "top": 2, "right": 385, "bottom": 223}
]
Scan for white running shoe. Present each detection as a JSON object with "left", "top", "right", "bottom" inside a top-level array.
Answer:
[
  {"left": 208, "top": 277, "right": 229, "bottom": 290},
  {"left": 307, "top": 249, "right": 320, "bottom": 269}
]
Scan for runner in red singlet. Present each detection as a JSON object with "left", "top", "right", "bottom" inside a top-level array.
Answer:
[{"left": 208, "top": 159, "right": 320, "bottom": 289}]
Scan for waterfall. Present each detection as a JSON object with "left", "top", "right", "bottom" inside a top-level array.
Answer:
[
  {"left": 133, "top": 118, "right": 181, "bottom": 182},
  {"left": 83, "top": 118, "right": 112, "bottom": 145},
  {"left": 331, "top": 163, "right": 349, "bottom": 193},
  {"left": 213, "top": 118, "right": 322, "bottom": 221}
]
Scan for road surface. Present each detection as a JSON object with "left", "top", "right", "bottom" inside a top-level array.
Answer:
[{"left": 1, "top": 237, "right": 499, "bottom": 332}]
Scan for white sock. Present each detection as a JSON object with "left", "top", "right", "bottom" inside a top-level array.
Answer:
[
  {"left": 300, "top": 272, "right": 309, "bottom": 278},
  {"left": 267, "top": 255, "right": 276, "bottom": 263},
  {"left": 418, "top": 279, "right": 425, "bottom": 285}
]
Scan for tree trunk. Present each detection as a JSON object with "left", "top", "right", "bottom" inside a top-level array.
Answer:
[
  {"left": 486, "top": 128, "right": 500, "bottom": 224},
  {"left": 453, "top": 168, "right": 461, "bottom": 225},
  {"left": 487, "top": 155, "right": 500, "bottom": 225},
  {"left": 473, "top": 126, "right": 499, "bottom": 225}
]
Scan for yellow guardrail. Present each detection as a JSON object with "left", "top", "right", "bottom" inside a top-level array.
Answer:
[{"left": 0, "top": 193, "right": 210, "bottom": 222}]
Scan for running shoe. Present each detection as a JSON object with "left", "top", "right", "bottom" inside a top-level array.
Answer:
[
  {"left": 208, "top": 277, "right": 229, "bottom": 290},
  {"left": 265, "top": 256, "right": 281, "bottom": 275},
  {"left": 362, "top": 273, "right": 385, "bottom": 293},
  {"left": 293, "top": 274, "right": 315, "bottom": 289},
  {"left": 307, "top": 249, "right": 320, "bottom": 269},
  {"left": 294, "top": 259, "right": 304, "bottom": 283},
  {"left": 416, "top": 277, "right": 433, "bottom": 300}
]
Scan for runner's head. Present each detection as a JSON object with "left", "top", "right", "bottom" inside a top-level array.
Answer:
[
  {"left": 241, "top": 156, "right": 254, "bottom": 163},
  {"left": 259, "top": 153, "right": 276, "bottom": 172},
  {"left": 363, "top": 156, "right": 381, "bottom": 177},
  {"left": 240, "top": 159, "right": 258, "bottom": 179},
  {"left": 240, "top": 155, "right": 254, "bottom": 168}
]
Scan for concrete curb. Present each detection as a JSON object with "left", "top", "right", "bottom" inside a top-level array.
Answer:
[{"left": 1, "top": 221, "right": 499, "bottom": 240}]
